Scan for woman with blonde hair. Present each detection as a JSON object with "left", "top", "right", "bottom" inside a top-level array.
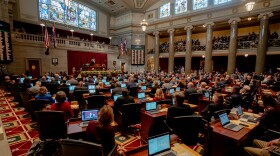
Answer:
[
  {"left": 153, "top": 88, "right": 165, "bottom": 101},
  {"left": 86, "top": 105, "right": 115, "bottom": 155}
]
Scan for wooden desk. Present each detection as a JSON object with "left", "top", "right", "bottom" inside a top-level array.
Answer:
[
  {"left": 140, "top": 108, "right": 168, "bottom": 141},
  {"left": 83, "top": 92, "right": 111, "bottom": 99},
  {"left": 210, "top": 115, "right": 259, "bottom": 156},
  {"left": 183, "top": 102, "right": 199, "bottom": 111},
  {"left": 68, "top": 120, "right": 118, "bottom": 135},
  {"left": 128, "top": 143, "right": 200, "bottom": 156}
]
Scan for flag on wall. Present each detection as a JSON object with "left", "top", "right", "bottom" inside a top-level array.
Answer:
[
  {"left": 44, "top": 27, "right": 49, "bottom": 49},
  {"left": 52, "top": 23, "right": 57, "bottom": 48}
]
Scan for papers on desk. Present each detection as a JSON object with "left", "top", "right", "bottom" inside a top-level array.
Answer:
[
  {"left": 159, "top": 108, "right": 168, "bottom": 112},
  {"left": 172, "top": 143, "right": 200, "bottom": 156}
]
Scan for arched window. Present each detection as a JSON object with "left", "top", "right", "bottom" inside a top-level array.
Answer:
[
  {"left": 193, "top": 0, "right": 208, "bottom": 10},
  {"left": 159, "top": 2, "right": 171, "bottom": 18},
  {"left": 175, "top": 0, "right": 188, "bottom": 14}
]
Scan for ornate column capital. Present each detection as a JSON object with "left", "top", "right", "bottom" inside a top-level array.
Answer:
[
  {"left": 258, "top": 12, "right": 273, "bottom": 20},
  {"left": 204, "top": 22, "right": 214, "bottom": 27},
  {"left": 153, "top": 31, "right": 159, "bottom": 36},
  {"left": 167, "top": 28, "right": 175, "bottom": 34},
  {"left": 228, "top": 17, "right": 241, "bottom": 24},
  {"left": 184, "top": 25, "right": 193, "bottom": 30}
]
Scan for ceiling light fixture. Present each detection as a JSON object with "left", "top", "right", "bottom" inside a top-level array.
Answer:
[
  {"left": 202, "top": 55, "right": 205, "bottom": 58},
  {"left": 248, "top": 17, "right": 252, "bottom": 21},
  {"left": 245, "top": 54, "right": 249, "bottom": 57},
  {"left": 70, "top": 29, "right": 74, "bottom": 32},
  {"left": 40, "top": 23, "right": 45, "bottom": 27},
  {"left": 245, "top": 1, "right": 255, "bottom": 12},
  {"left": 90, "top": 33, "right": 93, "bottom": 36},
  {"left": 140, "top": 18, "right": 148, "bottom": 31}
]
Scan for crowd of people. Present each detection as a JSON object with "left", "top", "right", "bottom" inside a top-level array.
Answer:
[{"left": 2, "top": 69, "right": 280, "bottom": 155}]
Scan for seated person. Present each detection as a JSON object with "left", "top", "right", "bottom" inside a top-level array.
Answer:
[
  {"left": 35, "top": 87, "right": 55, "bottom": 103},
  {"left": 29, "top": 81, "right": 41, "bottom": 96},
  {"left": 166, "top": 92, "right": 193, "bottom": 129},
  {"left": 184, "top": 82, "right": 197, "bottom": 100},
  {"left": 86, "top": 105, "right": 115, "bottom": 156},
  {"left": 73, "top": 81, "right": 87, "bottom": 92},
  {"left": 201, "top": 93, "right": 227, "bottom": 120},
  {"left": 50, "top": 91, "right": 74, "bottom": 121},
  {"left": 151, "top": 81, "right": 160, "bottom": 95},
  {"left": 67, "top": 76, "right": 78, "bottom": 85},
  {"left": 153, "top": 88, "right": 165, "bottom": 101},
  {"left": 162, "top": 79, "right": 172, "bottom": 89},
  {"left": 225, "top": 86, "right": 242, "bottom": 108},
  {"left": 244, "top": 138, "right": 280, "bottom": 156},
  {"left": 112, "top": 82, "right": 122, "bottom": 96},
  {"left": 197, "top": 82, "right": 207, "bottom": 94},
  {"left": 114, "top": 88, "right": 135, "bottom": 113}
]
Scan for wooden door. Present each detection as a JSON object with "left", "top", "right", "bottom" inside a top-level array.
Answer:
[{"left": 28, "top": 60, "right": 40, "bottom": 79}]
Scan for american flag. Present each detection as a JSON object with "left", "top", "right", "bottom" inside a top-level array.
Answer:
[
  {"left": 52, "top": 23, "right": 57, "bottom": 48},
  {"left": 44, "top": 27, "right": 49, "bottom": 49}
]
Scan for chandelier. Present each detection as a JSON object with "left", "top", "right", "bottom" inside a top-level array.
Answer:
[{"left": 140, "top": 18, "right": 148, "bottom": 31}]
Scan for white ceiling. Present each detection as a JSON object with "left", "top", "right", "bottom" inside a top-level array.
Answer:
[{"left": 89, "top": 0, "right": 158, "bottom": 14}]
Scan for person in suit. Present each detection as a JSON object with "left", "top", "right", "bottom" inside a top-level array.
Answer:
[
  {"left": 86, "top": 105, "right": 115, "bottom": 156},
  {"left": 67, "top": 76, "right": 78, "bottom": 85},
  {"left": 184, "top": 82, "right": 197, "bottom": 100},
  {"left": 162, "top": 78, "right": 172, "bottom": 89},
  {"left": 201, "top": 93, "right": 227, "bottom": 120},
  {"left": 226, "top": 86, "right": 242, "bottom": 108},
  {"left": 51, "top": 91, "right": 73, "bottom": 121},
  {"left": 151, "top": 80, "right": 160, "bottom": 95},
  {"left": 166, "top": 92, "right": 193, "bottom": 129},
  {"left": 73, "top": 81, "right": 87, "bottom": 92},
  {"left": 112, "top": 82, "right": 122, "bottom": 96},
  {"left": 90, "top": 86, "right": 104, "bottom": 96},
  {"left": 35, "top": 86, "right": 55, "bottom": 103},
  {"left": 114, "top": 88, "right": 135, "bottom": 113}
]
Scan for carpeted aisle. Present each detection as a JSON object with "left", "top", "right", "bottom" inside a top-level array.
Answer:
[
  {"left": 0, "top": 89, "right": 147, "bottom": 156},
  {"left": 0, "top": 90, "right": 39, "bottom": 156}
]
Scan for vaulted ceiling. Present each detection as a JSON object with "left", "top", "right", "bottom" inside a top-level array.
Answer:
[{"left": 87, "top": 0, "right": 158, "bottom": 14}]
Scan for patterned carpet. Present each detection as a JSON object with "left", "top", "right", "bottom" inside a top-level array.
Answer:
[
  {"left": 0, "top": 90, "right": 39, "bottom": 156},
  {"left": 0, "top": 89, "right": 147, "bottom": 156}
]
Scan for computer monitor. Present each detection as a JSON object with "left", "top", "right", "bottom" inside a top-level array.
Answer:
[
  {"left": 102, "top": 79, "right": 106, "bottom": 83},
  {"left": 176, "top": 87, "right": 180, "bottom": 92},
  {"left": 204, "top": 92, "right": 210, "bottom": 99},
  {"left": 28, "top": 76, "right": 32, "bottom": 79},
  {"left": 138, "top": 93, "right": 145, "bottom": 99},
  {"left": 30, "top": 83, "right": 34, "bottom": 87},
  {"left": 124, "top": 79, "right": 127, "bottom": 82},
  {"left": 148, "top": 133, "right": 171, "bottom": 156},
  {"left": 237, "top": 105, "right": 243, "bottom": 116},
  {"left": 103, "top": 77, "right": 107, "bottom": 80},
  {"left": 88, "top": 85, "right": 95, "bottom": 90},
  {"left": 141, "top": 86, "right": 147, "bottom": 90},
  {"left": 20, "top": 78, "right": 24, "bottom": 83},
  {"left": 114, "top": 95, "right": 122, "bottom": 101},
  {"left": 121, "top": 84, "right": 126, "bottom": 88},
  {"left": 69, "top": 85, "right": 76, "bottom": 91},
  {"left": 57, "top": 81, "right": 61, "bottom": 84},
  {"left": 169, "top": 88, "right": 174, "bottom": 95},
  {"left": 89, "top": 90, "right": 95, "bottom": 94},
  {"left": 81, "top": 110, "right": 99, "bottom": 122},
  {"left": 146, "top": 102, "right": 157, "bottom": 111},
  {"left": 105, "top": 82, "right": 110, "bottom": 86},
  {"left": 138, "top": 80, "right": 141, "bottom": 83}
]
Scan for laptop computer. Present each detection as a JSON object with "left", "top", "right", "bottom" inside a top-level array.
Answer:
[
  {"left": 148, "top": 133, "right": 176, "bottom": 156},
  {"left": 89, "top": 90, "right": 95, "bottom": 94},
  {"left": 175, "top": 87, "right": 180, "bottom": 92},
  {"left": 28, "top": 76, "right": 32, "bottom": 79},
  {"left": 114, "top": 95, "right": 122, "bottom": 102},
  {"left": 169, "top": 88, "right": 174, "bottom": 95},
  {"left": 237, "top": 105, "right": 258, "bottom": 123},
  {"left": 88, "top": 85, "right": 95, "bottom": 90},
  {"left": 138, "top": 93, "right": 145, "bottom": 102},
  {"left": 218, "top": 112, "right": 244, "bottom": 132},
  {"left": 105, "top": 82, "right": 110, "bottom": 86},
  {"left": 69, "top": 85, "right": 76, "bottom": 91},
  {"left": 121, "top": 84, "right": 126, "bottom": 88},
  {"left": 141, "top": 86, "right": 147, "bottom": 91},
  {"left": 146, "top": 102, "right": 160, "bottom": 114},
  {"left": 79, "top": 109, "right": 99, "bottom": 127},
  {"left": 102, "top": 79, "right": 106, "bottom": 83},
  {"left": 20, "top": 78, "right": 24, "bottom": 83},
  {"left": 204, "top": 92, "right": 210, "bottom": 99}
]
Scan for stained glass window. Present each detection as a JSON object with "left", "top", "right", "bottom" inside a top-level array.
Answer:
[
  {"left": 193, "top": 0, "right": 208, "bottom": 10},
  {"left": 66, "top": 1, "right": 78, "bottom": 27},
  {"left": 175, "top": 0, "right": 188, "bottom": 14},
  {"left": 159, "top": 2, "right": 170, "bottom": 18},
  {"left": 39, "top": 0, "right": 97, "bottom": 31},
  {"left": 214, "top": 0, "right": 231, "bottom": 5}
]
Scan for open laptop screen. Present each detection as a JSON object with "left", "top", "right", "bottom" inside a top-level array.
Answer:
[
  {"left": 146, "top": 102, "right": 157, "bottom": 111},
  {"left": 169, "top": 88, "right": 174, "bottom": 95},
  {"left": 237, "top": 105, "right": 243, "bottom": 116},
  {"left": 176, "top": 87, "right": 180, "bottom": 92},
  {"left": 69, "top": 85, "right": 76, "bottom": 91},
  {"left": 148, "top": 133, "right": 170, "bottom": 156},
  {"left": 219, "top": 112, "right": 230, "bottom": 126},
  {"left": 81, "top": 110, "right": 99, "bottom": 122},
  {"left": 114, "top": 95, "right": 122, "bottom": 101},
  {"left": 138, "top": 93, "right": 145, "bottom": 99},
  {"left": 88, "top": 85, "right": 95, "bottom": 90},
  {"left": 142, "top": 86, "right": 147, "bottom": 90},
  {"left": 204, "top": 92, "right": 210, "bottom": 99}
]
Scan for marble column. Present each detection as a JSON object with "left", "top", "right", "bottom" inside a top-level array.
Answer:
[
  {"left": 255, "top": 12, "right": 273, "bottom": 74},
  {"left": 168, "top": 28, "right": 175, "bottom": 73},
  {"left": 227, "top": 18, "right": 241, "bottom": 74},
  {"left": 204, "top": 22, "right": 214, "bottom": 73},
  {"left": 153, "top": 31, "right": 160, "bottom": 74},
  {"left": 184, "top": 25, "right": 193, "bottom": 74}
]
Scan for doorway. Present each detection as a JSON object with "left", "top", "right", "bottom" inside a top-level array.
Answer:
[
  {"left": 121, "top": 63, "right": 125, "bottom": 72},
  {"left": 27, "top": 59, "right": 41, "bottom": 79}
]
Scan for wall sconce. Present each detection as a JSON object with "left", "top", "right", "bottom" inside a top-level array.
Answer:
[
  {"left": 202, "top": 55, "right": 205, "bottom": 58},
  {"left": 140, "top": 19, "right": 148, "bottom": 31},
  {"left": 245, "top": 54, "right": 249, "bottom": 57}
]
